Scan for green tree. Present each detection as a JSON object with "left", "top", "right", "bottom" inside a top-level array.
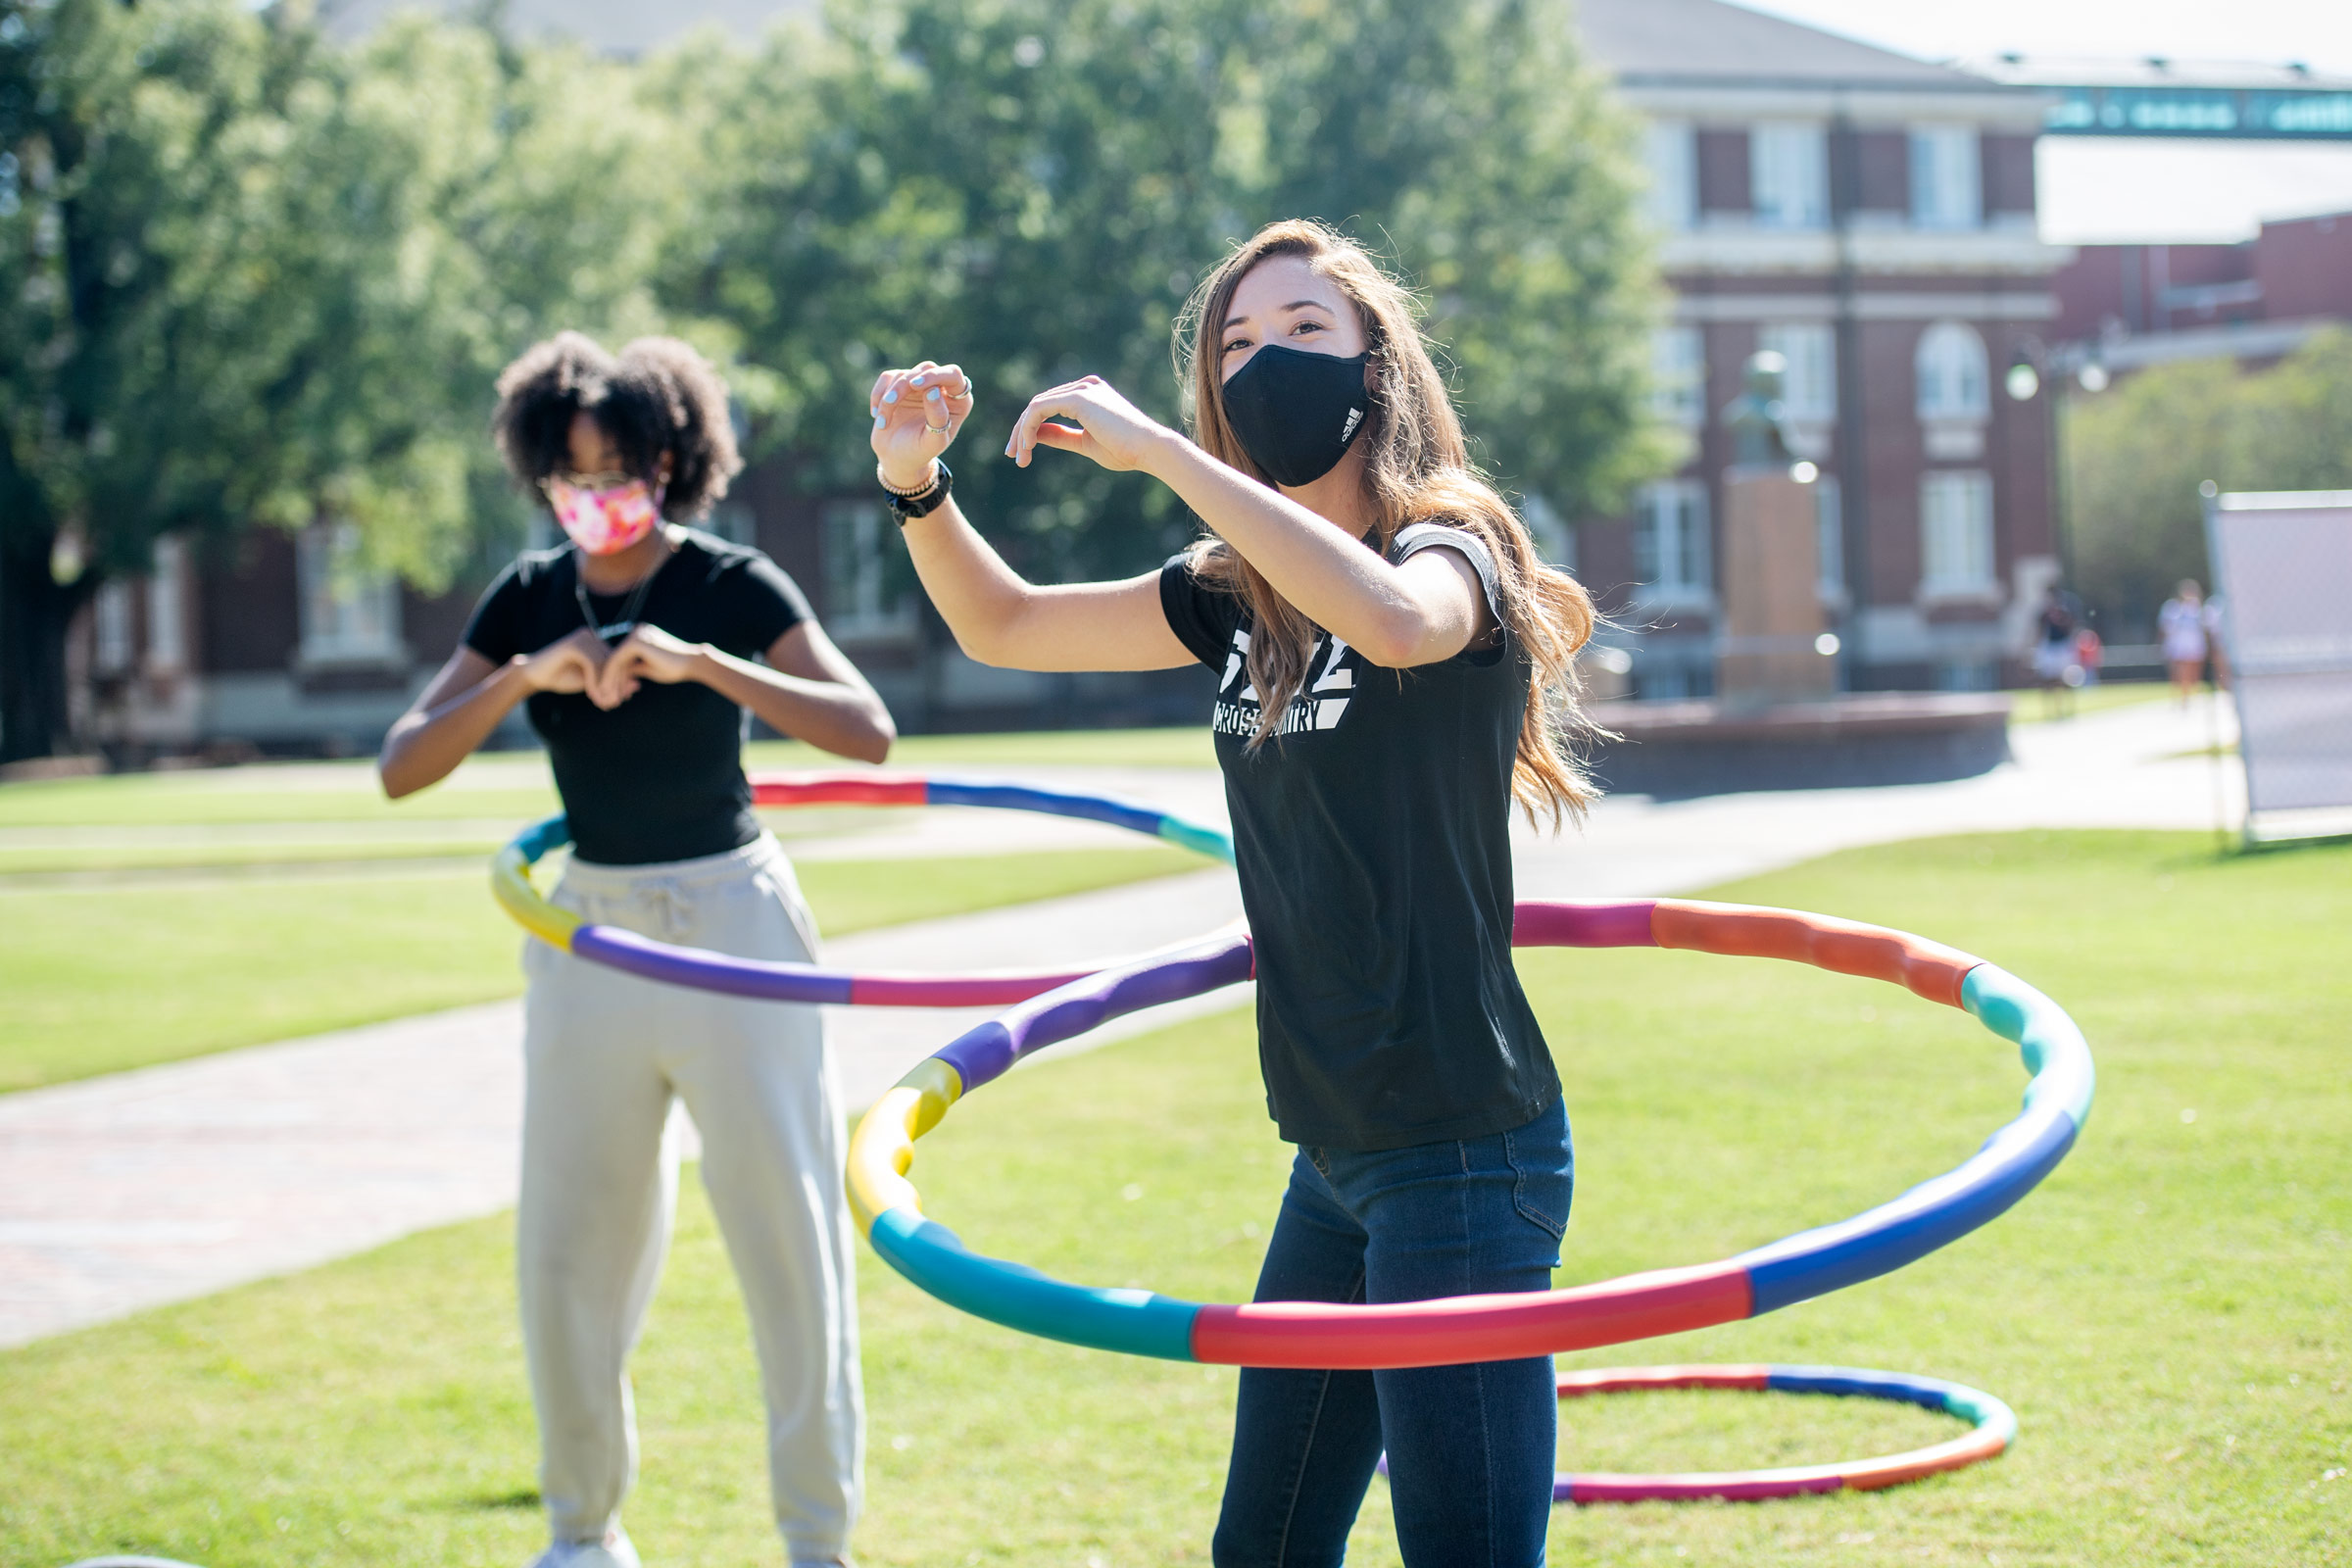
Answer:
[
  {"left": 0, "top": 0, "right": 289, "bottom": 760},
  {"left": 2069, "top": 329, "right": 2352, "bottom": 639},
  {"left": 0, "top": 2, "right": 687, "bottom": 760},
  {"left": 1222, "top": 0, "right": 1664, "bottom": 523},
  {"left": 662, "top": 0, "right": 1659, "bottom": 586}
]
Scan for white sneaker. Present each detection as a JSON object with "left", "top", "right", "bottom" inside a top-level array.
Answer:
[{"left": 527, "top": 1527, "right": 641, "bottom": 1568}]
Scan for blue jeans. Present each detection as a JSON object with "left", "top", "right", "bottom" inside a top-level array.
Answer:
[{"left": 1212, "top": 1098, "right": 1572, "bottom": 1568}]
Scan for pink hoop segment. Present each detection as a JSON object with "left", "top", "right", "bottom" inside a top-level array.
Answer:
[{"left": 1544, "top": 1364, "right": 2016, "bottom": 1503}]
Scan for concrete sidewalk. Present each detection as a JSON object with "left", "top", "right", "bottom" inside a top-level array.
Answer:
[{"left": 0, "top": 694, "right": 2240, "bottom": 1348}]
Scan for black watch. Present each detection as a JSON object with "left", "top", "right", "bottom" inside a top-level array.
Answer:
[{"left": 883, "top": 459, "right": 954, "bottom": 522}]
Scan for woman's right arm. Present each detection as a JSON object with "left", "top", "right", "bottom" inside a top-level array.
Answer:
[
  {"left": 377, "top": 630, "right": 606, "bottom": 799},
  {"left": 873, "top": 363, "right": 1193, "bottom": 673}
]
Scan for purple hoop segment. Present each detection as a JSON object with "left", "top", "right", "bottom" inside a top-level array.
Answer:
[
  {"left": 848, "top": 895, "right": 2093, "bottom": 1496},
  {"left": 490, "top": 771, "right": 1235, "bottom": 1007}
]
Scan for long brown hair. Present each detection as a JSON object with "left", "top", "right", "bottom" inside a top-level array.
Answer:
[{"left": 1174, "top": 219, "right": 1604, "bottom": 823}]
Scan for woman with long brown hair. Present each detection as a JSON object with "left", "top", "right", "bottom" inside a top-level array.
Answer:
[{"left": 868, "top": 220, "right": 1597, "bottom": 1564}]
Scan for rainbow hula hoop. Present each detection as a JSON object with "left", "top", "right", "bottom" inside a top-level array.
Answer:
[
  {"left": 846, "top": 898, "right": 2092, "bottom": 1501},
  {"left": 492, "top": 771, "right": 1234, "bottom": 1007}
]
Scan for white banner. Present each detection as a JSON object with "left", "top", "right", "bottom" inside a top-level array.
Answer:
[{"left": 2205, "top": 491, "right": 2352, "bottom": 826}]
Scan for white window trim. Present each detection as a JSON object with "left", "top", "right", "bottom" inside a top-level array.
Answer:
[
  {"left": 145, "top": 536, "right": 187, "bottom": 673},
  {"left": 1750, "top": 121, "right": 1829, "bottom": 231},
  {"left": 1908, "top": 123, "right": 1983, "bottom": 232},
  {"left": 1648, "top": 325, "right": 1707, "bottom": 429},
  {"left": 1757, "top": 321, "right": 1837, "bottom": 423},
  {"left": 1915, "top": 319, "right": 1990, "bottom": 423},
  {"left": 1632, "top": 478, "right": 1716, "bottom": 612},
  {"left": 297, "top": 522, "right": 406, "bottom": 668},
  {"left": 1814, "top": 474, "right": 1846, "bottom": 604},
  {"left": 1643, "top": 119, "right": 1697, "bottom": 232},
  {"left": 822, "top": 499, "right": 918, "bottom": 644},
  {"left": 1918, "top": 468, "right": 1999, "bottom": 602},
  {"left": 92, "top": 580, "right": 135, "bottom": 676}
]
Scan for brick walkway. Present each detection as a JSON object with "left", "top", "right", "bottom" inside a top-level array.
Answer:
[{"left": 0, "top": 697, "right": 2238, "bottom": 1348}]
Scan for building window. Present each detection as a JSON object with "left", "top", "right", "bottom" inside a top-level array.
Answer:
[
  {"left": 822, "top": 499, "right": 912, "bottom": 640},
  {"left": 1750, "top": 122, "right": 1827, "bottom": 230},
  {"left": 1920, "top": 470, "right": 1995, "bottom": 596},
  {"left": 1643, "top": 120, "right": 1696, "bottom": 231},
  {"left": 704, "top": 502, "right": 756, "bottom": 547},
  {"left": 1814, "top": 475, "right": 1843, "bottom": 597},
  {"left": 1909, "top": 125, "right": 1982, "bottom": 230},
  {"left": 1521, "top": 493, "right": 1576, "bottom": 574},
  {"left": 146, "top": 536, "right": 187, "bottom": 672},
  {"left": 93, "top": 580, "right": 134, "bottom": 675},
  {"left": 1758, "top": 323, "right": 1837, "bottom": 423},
  {"left": 297, "top": 522, "right": 404, "bottom": 665},
  {"left": 1915, "top": 320, "right": 1989, "bottom": 422},
  {"left": 1633, "top": 479, "right": 1713, "bottom": 607},
  {"left": 1648, "top": 326, "right": 1707, "bottom": 427}
]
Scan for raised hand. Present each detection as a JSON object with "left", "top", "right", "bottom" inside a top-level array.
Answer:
[
  {"left": 1004, "top": 374, "right": 1176, "bottom": 473},
  {"left": 869, "top": 361, "right": 975, "bottom": 490}
]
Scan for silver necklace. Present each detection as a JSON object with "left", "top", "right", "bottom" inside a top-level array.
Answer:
[{"left": 572, "top": 535, "right": 672, "bottom": 642}]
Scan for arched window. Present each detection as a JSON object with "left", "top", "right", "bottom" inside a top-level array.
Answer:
[{"left": 1915, "top": 321, "right": 1989, "bottom": 421}]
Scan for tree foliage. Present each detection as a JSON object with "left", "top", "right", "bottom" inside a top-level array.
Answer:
[
  {"left": 0, "top": 0, "right": 1661, "bottom": 758},
  {"left": 662, "top": 0, "right": 1660, "bottom": 582},
  {"left": 0, "top": 0, "right": 685, "bottom": 758},
  {"left": 2069, "top": 329, "right": 2352, "bottom": 638}
]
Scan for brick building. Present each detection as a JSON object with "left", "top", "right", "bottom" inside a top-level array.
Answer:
[
  {"left": 2049, "top": 207, "right": 2352, "bottom": 375},
  {"left": 65, "top": 0, "right": 2082, "bottom": 758},
  {"left": 1577, "top": 0, "right": 2072, "bottom": 696}
]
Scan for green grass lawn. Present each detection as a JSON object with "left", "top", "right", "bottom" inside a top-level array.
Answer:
[
  {"left": 4, "top": 830, "right": 2344, "bottom": 1565},
  {"left": 0, "top": 845, "right": 1204, "bottom": 1093},
  {"left": 0, "top": 728, "right": 1212, "bottom": 837}
]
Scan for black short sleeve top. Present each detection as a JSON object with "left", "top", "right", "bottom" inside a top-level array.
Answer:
[
  {"left": 463, "top": 529, "right": 811, "bottom": 866},
  {"left": 1158, "top": 524, "right": 1557, "bottom": 1152}
]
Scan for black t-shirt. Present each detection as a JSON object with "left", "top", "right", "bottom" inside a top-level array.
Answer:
[
  {"left": 463, "top": 529, "right": 811, "bottom": 866},
  {"left": 1158, "top": 524, "right": 1558, "bottom": 1152}
]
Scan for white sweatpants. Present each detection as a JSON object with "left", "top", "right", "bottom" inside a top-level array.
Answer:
[{"left": 517, "top": 833, "right": 861, "bottom": 1562}]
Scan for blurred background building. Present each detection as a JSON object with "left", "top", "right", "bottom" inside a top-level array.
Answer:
[{"left": 56, "top": 0, "right": 2352, "bottom": 757}]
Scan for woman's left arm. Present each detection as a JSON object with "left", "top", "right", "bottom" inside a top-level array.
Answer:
[
  {"left": 596, "top": 621, "right": 896, "bottom": 763},
  {"left": 1004, "top": 375, "right": 1488, "bottom": 667}
]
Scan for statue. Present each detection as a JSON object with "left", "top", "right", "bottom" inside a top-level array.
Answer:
[{"left": 1724, "top": 350, "right": 1798, "bottom": 469}]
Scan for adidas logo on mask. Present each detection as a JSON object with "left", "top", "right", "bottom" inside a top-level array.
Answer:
[{"left": 1341, "top": 408, "right": 1362, "bottom": 441}]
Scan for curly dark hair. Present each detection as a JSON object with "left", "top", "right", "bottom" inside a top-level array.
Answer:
[{"left": 490, "top": 331, "right": 744, "bottom": 519}]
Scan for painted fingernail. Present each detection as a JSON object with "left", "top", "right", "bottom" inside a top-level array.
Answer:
[
  {"left": 875, "top": 413, "right": 886, "bottom": 430},
  {"left": 926, "top": 387, "right": 942, "bottom": 401},
  {"left": 883, "top": 389, "right": 898, "bottom": 404},
  {"left": 912, "top": 375, "right": 927, "bottom": 387}
]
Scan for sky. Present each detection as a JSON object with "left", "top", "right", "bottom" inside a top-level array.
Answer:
[{"left": 1733, "top": 0, "right": 2352, "bottom": 243}]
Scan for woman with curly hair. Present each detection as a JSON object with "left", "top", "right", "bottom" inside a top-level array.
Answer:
[
  {"left": 868, "top": 220, "right": 1595, "bottom": 1566},
  {"left": 381, "top": 332, "right": 890, "bottom": 1568}
]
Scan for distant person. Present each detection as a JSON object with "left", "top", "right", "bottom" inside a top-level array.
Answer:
[
  {"left": 378, "top": 333, "right": 892, "bottom": 1568},
  {"left": 2033, "top": 584, "right": 2084, "bottom": 715},
  {"left": 2160, "top": 579, "right": 2211, "bottom": 707},
  {"left": 2074, "top": 622, "right": 2104, "bottom": 689},
  {"left": 2203, "top": 592, "right": 2231, "bottom": 692}
]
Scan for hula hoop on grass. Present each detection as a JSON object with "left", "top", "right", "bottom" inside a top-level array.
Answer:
[
  {"left": 492, "top": 771, "right": 1234, "bottom": 1007},
  {"left": 1374, "top": 1363, "right": 2016, "bottom": 1504},
  {"left": 845, "top": 897, "right": 2092, "bottom": 1498}
]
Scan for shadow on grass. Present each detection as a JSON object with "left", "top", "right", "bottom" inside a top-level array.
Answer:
[{"left": 461, "top": 1489, "right": 540, "bottom": 1511}]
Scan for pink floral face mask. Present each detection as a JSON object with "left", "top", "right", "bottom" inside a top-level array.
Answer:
[{"left": 544, "top": 474, "right": 662, "bottom": 556}]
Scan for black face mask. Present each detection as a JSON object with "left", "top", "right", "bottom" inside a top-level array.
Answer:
[{"left": 1219, "top": 343, "right": 1371, "bottom": 487}]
